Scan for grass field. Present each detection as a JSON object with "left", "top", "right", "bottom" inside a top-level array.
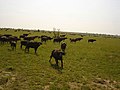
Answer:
[{"left": 0, "top": 29, "right": 120, "bottom": 90}]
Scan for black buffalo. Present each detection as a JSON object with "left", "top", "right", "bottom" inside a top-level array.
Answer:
[
  {"left": 9, "top": 36, "right": 20, "bottom": 42},
  {"left": 53, "top": 37, "right": 67, "bottom": 43},
  {"left": 76, "top": 38, "right": 83, "bottom": 41},
  {"left": 25, "top": 41, "right": 42, "bottom": 53},
  {"left": 23, "top": 34, "right": 29, "bottom": 36},
  {"left": 19, "top": 34, "right": 29, "bottom": 38},
  {"left": 23, "top": 36, "right": 38, "bottom": 41},
  {"left": 0, "top": 36, "right": 8, "bottom": 43},
  {"left": 60, "top": 34, "right": 66, "bottom": 37},
  {"left": 41, "top": 36, "right": 53, "bottom": 43},
  {"left": 70, "top": 38, "right": 83, "bottom": 43},
  {"left": 10, "top": 41, "right": 16, "bottom": 50},
  {"left": 0, "top": 35, "right": 20, "bottom": 44},
  {"left": 70, "top": 38, "right": 77, "bottom": 43},
  {"left": 20, "top": 40, "right": 29, "bottom": 49},
  {"left": 88, "top": 39, "right": 96, "bottom": 43},
  {"left": 49, "top": 49, "right": 65, "bottom": 68},
  {"left": 3, "top": 34, "right": 12, "bottom": 37},
  {"left": 41, "top": 37, "right": 48, "bottom": 42},
  {"left": 61, "top": 42, "right": 67, "bottom": 52}
]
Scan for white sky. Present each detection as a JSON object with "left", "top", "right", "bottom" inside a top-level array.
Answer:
[{"left": 0, "top": 0, "right": 120, "bottom": 35}]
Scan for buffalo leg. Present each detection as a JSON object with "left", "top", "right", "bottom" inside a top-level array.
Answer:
[
  {"left": 49, "top": 50, "right": 55, "bottom": 62},
  {"left": 25, "top": 47, "right": 27, "bottom": 52},
  {"left": 20, "top": 45, "right": 22, "bottom": 49},
  {"left": 11, "top": 46, "right": 14, "bottom": 50},
  {"left": 35, "top": 48, "right": 37, "bottom": 53},
  {"left": 61, "top": 59, "right": 63, "bottom": 68},
  {"left": 28, "top": 48, "right": 29, "bottom": 52},
  {"left": 55, "top": 59, "right": 58, "bottom": 66},
  {"left": 25, "top": 47, "right": 29, "bottom": 52},
  {"left": 15, "top": 45, "right": 16, "bottom": 50},
  {"left": 35, "top": 48, "right": 36, "bottom": 53}
]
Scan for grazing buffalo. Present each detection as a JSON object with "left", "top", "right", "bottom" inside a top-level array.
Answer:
[
  {"left": 23, "top": 36, "right": 38, "bottom": 41},
  {"left": 0, "top": 36, "right": 10, "bottom": 44},
  {"left": 76, "top": 38, "right": 83, "bottom": 41},
  {"left": 0, "top": 35, "right": 20, "bottom": 44},
  {"left": 88, "top": 39, "right": 96, "bottom": 43},
  {"left": 19, "top": 34, "right": 29, "bottom": 38},
  {"left": 53, "top": 37, "right": 67, "bottom": 43},
  {"left": 20, "top": 40, "right": 29, "bottom": 49},
  {"left": 25, "top": 41, "right": 42, "bottom": 53},
  {"left": 61, "top": 42, "right": 67, "bottom": 52},
  {"left": 60, "top": 34, "right": 66, "bottom": 37},
  {"left": 70, "top": 38, "right": 83, "bottom": 43},
  {"left": 70, "top": 38, "right": 77, "bottom": 43},
  {"left": 49, "top": 49, "right": 65, "bottom": 68},
  {"left": 20, "top": 35, "right": 26, "bottom": 38},
  {"left": 9, "top": 36, "right": 20, "bottom": 42},
  {"left": 23, "top": 34, "right": 29, "bottom": 36},
  {"left": 47, "top": 36, "right": 53, "bottom": 41},
  {"left": 0, "top": 36, "right": 6, "bottom": 43},
  {"left": 10, "top": 41, "right": 16, "bottom": 50},
  {"left": 3, "top": 34, "right": 12, "bottom": 37},
  {"left": 41, "top": 37, "right": 48, "bottom": 42},
  {"left": 41, "top": 36, "right": 53, "bottom": 43}
]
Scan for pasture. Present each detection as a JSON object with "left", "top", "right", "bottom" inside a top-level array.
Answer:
[{"left": 0, "top": 29, "right": 120, "bottom": 90}]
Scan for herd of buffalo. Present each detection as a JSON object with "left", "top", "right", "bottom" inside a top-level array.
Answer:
[{"left": 0, "top": 33, "right": 96, "bottom": 68}]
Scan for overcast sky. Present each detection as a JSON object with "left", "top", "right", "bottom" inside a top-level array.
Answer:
[{"left": 0, "top": 0, "right": 120, "bottom": 35}]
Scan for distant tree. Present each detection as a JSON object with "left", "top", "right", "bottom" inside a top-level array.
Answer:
[
  {"left": 57, "top": 29, "right": 60, "bottom": 37},
  {"left": 53, "top": 28, "right": 57, "bottom": 38},
  {"left": 53, "top": 28, "right": 60, "bottom": 38}
]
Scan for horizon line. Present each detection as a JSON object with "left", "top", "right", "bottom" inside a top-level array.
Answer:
[{"left": 0, "top": 27, "right": 119, "bottom": 36}]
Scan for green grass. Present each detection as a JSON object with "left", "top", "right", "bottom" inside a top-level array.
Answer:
[{"left": 0, "top": 29, "right": 120, "bottom": 90}]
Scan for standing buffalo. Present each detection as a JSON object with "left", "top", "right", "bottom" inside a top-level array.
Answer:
[
  {"left": 41, "top": 37, "right": 48, "bottom": 42},
  {"left": 20, "top": 40, "right": 29, "bottom": 49},
  {"left": 75, "top": 38, "right": 83, "bottom": 41},
  {"left": 9, "top": 36, "right": 20, "bottom": 43},
  {"left": 70, "top": 38, "right": 77, "bottom": 43},
  {"left": 20, "top": 34, "right": 29, "bottom": 38},
  {"left": 70, "top": 38, "right": 83, "bottom": 43},
  {"left": 41, "top": 36, "right": 53, "bottom": 43},
  {"left": 0, "top": 36, "right": 9, "bottom": 44},
  {"left": 88, "top": 39, "right": 96, "bottom": 43},
  {"left": 10, "top": 41, "right": 16, "bottom": 50},
  {"left": 23, "top": 36, "right": 38, "bottom": 41},
  {"left": 3, "top": 34, "right": 12, "bottom": 37},
  {"left": 60, "top": 34, "right": 66, "bottom": 37},
  {"left": 25, "top": 41, "right": 42, "bottom": 53},
  {"left": 61, "top": 42, "right": 67, "bottom": 52},
  {"left": 49, "top": 49, "right": 65, "bottom": 68},
  {"left": 53, "top": 37, "right": 67, "bottom": 43}
]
